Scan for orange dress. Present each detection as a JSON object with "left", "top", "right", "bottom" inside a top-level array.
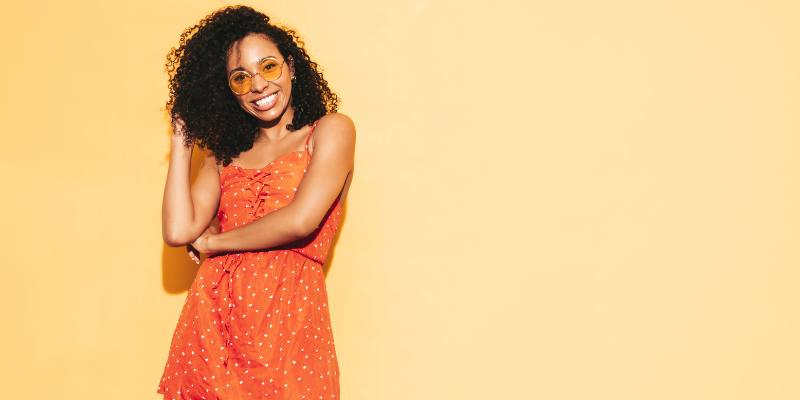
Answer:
[{"left": 157, "top": 120, "right": 343, "bottom": 399}]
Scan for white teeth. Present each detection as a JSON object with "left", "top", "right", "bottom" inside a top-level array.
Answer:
[{"left": 255, "top": 93, "right": 277, "bottom": 106}]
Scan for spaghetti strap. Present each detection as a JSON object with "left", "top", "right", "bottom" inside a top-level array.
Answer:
[{"left": 304, "top": 120, "right": 319, "bottom": 155}]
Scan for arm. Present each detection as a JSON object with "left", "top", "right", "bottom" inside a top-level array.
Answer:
[
  {"left": 206, "top": 113, "right": 355, "bottom": 253},
  {"left": 162, "top": 133, "right": 222, "bottom": 247}
]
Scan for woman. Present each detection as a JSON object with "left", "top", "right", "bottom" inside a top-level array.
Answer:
[{"left": 158, "top": 5, "right": 354, "bottom": 399}]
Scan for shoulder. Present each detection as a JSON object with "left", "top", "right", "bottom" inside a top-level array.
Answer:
[
  {"left": 315, "top": 112, "right": 355, "bottom": 139},
  {"left": 308, "top": 113, "right": 355, "bottom": 163},
  {"left": 311, "top": 112, "right": 356, "bottom": 148}
]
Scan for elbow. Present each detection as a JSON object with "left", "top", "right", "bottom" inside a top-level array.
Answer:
[
  {"left": 163, "top": 236, "right": 186, "bottom": 248},
  {"left": 162, "top": 226, "right": 191, "bottom": 247},
  {"left": 295, "top": 214, "right": 321, "bottom": 238}
]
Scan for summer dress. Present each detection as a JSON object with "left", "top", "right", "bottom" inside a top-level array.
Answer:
[{"left": 157, "top": 120, "right": 343, "bottom": 399}]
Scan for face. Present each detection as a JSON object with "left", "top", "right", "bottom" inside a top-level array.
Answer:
[{"left": 226, "top": 33, "right": 294, "bottom": 121}]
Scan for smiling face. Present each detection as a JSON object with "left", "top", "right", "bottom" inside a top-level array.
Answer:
[{"left": 226, "top": 33, "right": 294, "bottom": 122}]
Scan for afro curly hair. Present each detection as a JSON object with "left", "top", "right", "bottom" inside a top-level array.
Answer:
[{"left": 164, "top": 5, "right": 340, "bottom": 166}]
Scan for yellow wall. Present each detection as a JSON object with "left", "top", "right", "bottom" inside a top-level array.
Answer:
[{"left": 1, "top": 1, "right": 798, "bottom": 399}]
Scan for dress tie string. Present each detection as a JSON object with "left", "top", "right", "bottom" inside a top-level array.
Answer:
[{"left": 208, "top": 253, "right": 247, "bottom": 366}]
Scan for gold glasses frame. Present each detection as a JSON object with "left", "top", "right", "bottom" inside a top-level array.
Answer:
[{"left": 228, "top": 56, "right": 287, "bottom": 95}]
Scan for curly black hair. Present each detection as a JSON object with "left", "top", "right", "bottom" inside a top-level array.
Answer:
[{"left": 164, "top": 5, "right": 340, "bottom": 166}]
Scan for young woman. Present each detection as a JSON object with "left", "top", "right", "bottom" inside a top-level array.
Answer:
[{"left": 158, "top": 5, "right": 354, "bottom": 399}]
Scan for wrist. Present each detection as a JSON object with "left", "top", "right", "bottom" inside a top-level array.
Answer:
[
  {"left": 207, "top": 233, "right": 223, "bottom": 253},
  {"left": 171, "top": 134, "right": 193, "bottom": 150}
]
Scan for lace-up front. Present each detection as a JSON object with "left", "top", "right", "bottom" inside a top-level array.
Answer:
[{"left": 157, "top": 120, "right": 343, "bottom": 400}]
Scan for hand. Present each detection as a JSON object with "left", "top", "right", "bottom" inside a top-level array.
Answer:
[{"left": 187, "top": 224, "right": 220, "bottom": 264}]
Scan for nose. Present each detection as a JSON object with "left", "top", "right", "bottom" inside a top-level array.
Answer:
[{"left": 249, "top": 73, "right": 270, "bottom": 93}]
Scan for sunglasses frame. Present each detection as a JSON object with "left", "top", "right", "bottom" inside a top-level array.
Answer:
[{"left": 228, "top": 56, "right": 287, "bottom": 95}]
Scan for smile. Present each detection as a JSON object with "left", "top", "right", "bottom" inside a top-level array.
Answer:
[{"left": 252, "top": 92, "right": 278, "bottom": 109}]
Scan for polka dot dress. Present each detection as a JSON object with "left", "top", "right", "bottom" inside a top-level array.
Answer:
[{"left": 157, "top": 121, "right": 343, "bottom": 399}]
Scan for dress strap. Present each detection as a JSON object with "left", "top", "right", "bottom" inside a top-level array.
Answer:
[{"left": 304, "top": 120, "right": 319, "bottom": 155}]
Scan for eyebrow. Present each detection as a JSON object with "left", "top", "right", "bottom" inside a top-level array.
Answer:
[{"left": 229, "top": 56, "right": 280, "bottom": 74}]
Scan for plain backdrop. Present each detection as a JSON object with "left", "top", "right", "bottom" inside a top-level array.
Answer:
[{"left": 0, "top": 1, "right": 798, "bottom": 399}]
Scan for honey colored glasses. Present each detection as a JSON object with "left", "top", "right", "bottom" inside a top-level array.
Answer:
[{"left": 228, "top": 56, "right": 286, "bottom": 95}]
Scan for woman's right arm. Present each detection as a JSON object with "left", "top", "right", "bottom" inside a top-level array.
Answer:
[{"left": 161, "top": 124, "right": 221, "bottom": 247}]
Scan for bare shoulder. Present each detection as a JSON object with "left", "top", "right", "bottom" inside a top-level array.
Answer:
[
  {"left": 309, "top": 113, "right": 355, "bottom": 158},
  {"left": 315, "top": 112, "right": 356, "bottom": 141}
]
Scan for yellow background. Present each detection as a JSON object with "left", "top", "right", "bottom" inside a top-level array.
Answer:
[{"left": 1, "top": 1, "right": 798, "bottom": 399}]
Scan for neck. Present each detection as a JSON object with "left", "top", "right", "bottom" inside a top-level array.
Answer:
[{"left": 254, "top": 107, "right": 295, "bottom": 143}]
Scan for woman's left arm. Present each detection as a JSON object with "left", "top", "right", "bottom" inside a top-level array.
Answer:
[{"left": 205, "top": 113, "right": 355, "bottom": 253}]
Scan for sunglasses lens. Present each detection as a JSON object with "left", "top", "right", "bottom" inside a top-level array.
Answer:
[
  {"left": 229, "top": 72, "right": 250, "bottom": 95},
  {"left": 260, "top": 58, "right": 282, "bottom": 81}
]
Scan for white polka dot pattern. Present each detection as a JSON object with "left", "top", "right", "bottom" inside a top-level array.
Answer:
[{"left": 157, "top": 122, "right": 344, "bottom": 399}]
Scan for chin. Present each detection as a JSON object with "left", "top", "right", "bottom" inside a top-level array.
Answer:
[{"left": 250, "top": 103, "right": 288, "bottom": 121}]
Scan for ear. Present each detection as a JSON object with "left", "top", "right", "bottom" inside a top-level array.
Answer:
[{"left": 287, "top": 54, "right": 295, "bottom": 78}]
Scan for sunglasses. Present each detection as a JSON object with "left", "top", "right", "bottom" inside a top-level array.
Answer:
[{"left": 228, "top": 56, "right": 287, "bottom": 95}]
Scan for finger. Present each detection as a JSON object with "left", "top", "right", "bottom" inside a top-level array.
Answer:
[{"left": 186, "top": 245, "right": 199, "bottom": 263}]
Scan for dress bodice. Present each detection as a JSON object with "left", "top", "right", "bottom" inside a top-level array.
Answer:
[{"left": 215, "top": 122, "right": 342, "bottom": 264}]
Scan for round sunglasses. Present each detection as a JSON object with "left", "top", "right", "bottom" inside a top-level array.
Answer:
[{"left": 228, "top": 56, "right": 286, "bottom": 95}]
